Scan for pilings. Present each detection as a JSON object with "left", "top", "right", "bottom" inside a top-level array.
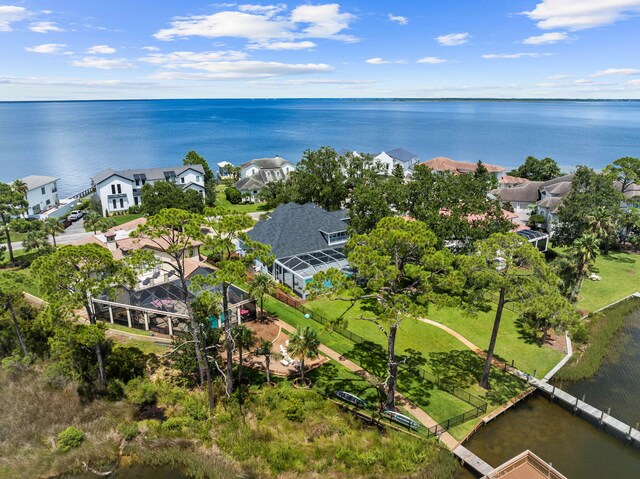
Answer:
[{"left": 529, "top": 377, "right": 640, "bottom": 446}]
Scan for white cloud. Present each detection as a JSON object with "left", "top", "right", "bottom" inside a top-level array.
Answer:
[
  {"left": 547, "top": 73, "right": 570, "bottom": 79},
  {"left": 72, "top": 57, "right": 134, "bottom": 70},
  {"left": 142, "top": 46, "right": 160, "bottom": 51},
  {"left": 388, "top": 14, "right": 408, "bottom": 25},
  {"left": 29, "top": 21, "right": 64, "bottom": 33},
  {"left": 435, "top": 32, "right": 469, "bottom": 46},
  {"left": 139, "top": 50, "right": 247, "bottom": 66},
  {"left": 86, "top": 45, "right": 116, "bottom": 54},
  {"left": 481, "top": 52, "right": 552, "bottom": 59},
  {"left": 627, "top": 79, "right": 640, "bottom": 87},
  {"left": 0, "top": 75, "right": 154, "bottom": 88},
  {"left": 0, "top": 5, "right": 30, "bottom": 31},
  {"left": 523, "top": 0, "right": 640, "bottom": 31},
  {"left": 290, "top": 4, "right": 357, "bottom": 42},
  {"left": 24, "top": 43, "right": 67, "bottom": 54},
  {"left": 154, "top": 3, "right": 357, "bottom": 43},
  {"left": 591, "top": 68, "right": 640, "bottom": 77},
  {"left": 149, "top": 61, "right": 332, "bottom": 80},
  {"left": 365, "top": 57, "right": 406, "bottom": 64},
  {"left": 248, "top": 40, "right": 316, "bottom": 50},
  {"left": 522, "top": 31, "right": 570, "bottom": 44},
  {"left": 255, "top": 78, "right": 375, "bottom": 86},
  {"left": 417, "top": 56, "right": 448, "bottom": 64},
  {"left": 154, "top": 11, "right": 292, "bottom": 41}
]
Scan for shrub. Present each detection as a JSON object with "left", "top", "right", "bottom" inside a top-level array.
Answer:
[
  {"left": 224, "top": 187, "right": 242, "bottom": 204},
  {"left": 125, "top": 377, "right": 158, "bottom": 406},
  {"left": 106, "top": 347, "right": 148, "bottom": 383},
  {"left": 182, "top": 395, "right": 208, "bottom": 421},
  {"left": 117, "top": 421, "right": 139, "bottom": 440},
  {"left": 283, "top": 398, "right": 305, "bottom": 422},
  {"left": 57, "top": 426, "right": 85, "bottom": 452},
  {"left": 127, "top": 205, "right": 143, "bottom": 214}
]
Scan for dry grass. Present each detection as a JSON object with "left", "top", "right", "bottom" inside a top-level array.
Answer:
[{"left": 0, "top": 368, "right": 133, "bottom": 478}]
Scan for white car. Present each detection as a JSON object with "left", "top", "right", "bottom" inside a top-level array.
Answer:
[{"left": 67, "top": 210, "right": 84, "bottom": 221}]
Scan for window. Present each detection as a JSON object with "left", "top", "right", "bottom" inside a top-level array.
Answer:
[
  {"left": 142, "top": 179, "right": 146, "bottom": 185},
  {"left": 111, "top": 184, "right": 116, "bottom": 194},
  {"left": 119, "top": 198, "right": 124, "bottom": 208},
  {"left": 41, "top": 187, "right": 46, "bottom": 194},
  {"left": 328, "top": 231, "right": 348, "bottom": 245},
  {"left": 112, "top": 199, "right": 117, "bottom": 209},
  {"left": 117, "top": 184, "right": 122, "bottom": 194},
  {"left": 196, "top": 175, "right": 201, "bottom": 182},
  {"left": 135, "top": 179, "right": 140, "bottom": 186},
  {"left": 134, "top": 197, "right": 139, "bottom": 205},
  {"left": 52, "top": 185, "right": 57, "bottom": 193},
  {"left": 45, "top": 199, "right": 51, "bottom": 206},
  {"left": 181, "top": 177, "right": 185, "bottom": 184}
]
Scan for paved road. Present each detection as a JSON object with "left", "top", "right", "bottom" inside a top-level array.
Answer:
[{"left": 8, "top": 217, "right": 94, "bottom": 251}]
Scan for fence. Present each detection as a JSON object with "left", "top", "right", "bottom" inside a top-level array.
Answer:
[
  {"left": 273, "top": 288, "right": 305, "bottom": 309},
  {"left": 69, "top": 185, "right": 96, "bottom": 200},
  {"left": 426, "top": 404, "right": 488, "bottom": 438},
  {"left": 295, "top": 302, "right": 489, "bottom": 417}
]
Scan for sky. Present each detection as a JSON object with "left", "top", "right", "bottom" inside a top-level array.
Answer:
[{"left": 0, "top": 0, "right": 639, "bottom": 100}]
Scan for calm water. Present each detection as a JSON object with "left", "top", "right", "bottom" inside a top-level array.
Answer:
[
  {"left": 465, "top": 305, "right": 640, "bottom": 478},
  {"left": 1, "top": 99, "right": 639, "bottom": 196}
]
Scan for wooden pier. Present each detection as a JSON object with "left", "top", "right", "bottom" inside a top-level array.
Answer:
[
  {"left": 529, "top": 377, "right": 640, "bottom": 444},
  {"left": 454, "top": 444, "right": 494, "bottom": 477}
]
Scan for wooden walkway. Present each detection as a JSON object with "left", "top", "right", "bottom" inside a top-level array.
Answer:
[
  {"left": 529, "top": 377, "right": 640, "bottom": 444},
  {"left": 454, "top": 445, "right": 494, "bottom": 477}
]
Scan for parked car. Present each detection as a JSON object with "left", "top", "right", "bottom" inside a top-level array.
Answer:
[{"left": 67, "top": 210, "right": 83, "bottom": 221}]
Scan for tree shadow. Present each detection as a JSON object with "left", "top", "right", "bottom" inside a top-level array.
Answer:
[
  {"left": 514, "top": 315, "right": 542, "bottom": 345},
  {"left": 309, "top": 362, "right": 383, "bottom": 407},
  {"left": 603, "top": 254, "right": 635, "bottom": 264}
]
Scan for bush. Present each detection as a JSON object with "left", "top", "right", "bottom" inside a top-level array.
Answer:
[
  {"left": 125, "top": 377, "right": 158, "bottom": 406},
  {"left": 57, "top": 426, "right": 85, "bottom": 452},
  {"left": 127, "top": 205, "right": 143, "bottom": 214},
  {"left": 283, "top": 398, "right": 305, "bottom": 422},
  {"left": 117, "top": 421, "right": 139, "bottom": 440},
  {"left": 224, "top": 187, "right": 242, "bottom": 204},
  {"left": 106, "top": 347, "right": 148, "bottom": 383}
]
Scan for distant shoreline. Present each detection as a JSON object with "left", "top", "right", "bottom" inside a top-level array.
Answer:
[{"left": 1, "top": 97, "right": 640, "bottom": 105}]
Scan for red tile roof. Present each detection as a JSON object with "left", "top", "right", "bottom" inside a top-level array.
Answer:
[{"left": 422, "top": 157, "right": 506, "bottom": 174}]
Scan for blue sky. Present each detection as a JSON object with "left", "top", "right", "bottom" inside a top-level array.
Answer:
[{"left": 1, "top": 0, "right": 639, "bottom": 100}]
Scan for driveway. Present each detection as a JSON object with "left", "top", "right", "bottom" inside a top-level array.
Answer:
[{"left": 9, "top": 217, "right": 94, "bottom": 251}]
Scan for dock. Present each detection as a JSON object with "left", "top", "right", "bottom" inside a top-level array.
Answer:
[
  {"left": 529, "top": 377, "right": 640, "bottom": 444},
  {"left": 454, "top": 444, "right": 494, "bottom": 477}
]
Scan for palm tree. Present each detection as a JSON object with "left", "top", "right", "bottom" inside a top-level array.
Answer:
[
  {"left": 22, "top": 228, "right": 50, "bottom": 254},
  {"left": 83, "top": 210, "right": 102, "bottom": 234},
  {"left": 254, "top": 339, "right": 282, "bottom": 384},
  {"left": 231, "top": 324, "right": 256, "bottom": 386},
  {"left": 42, "top": 217, "right": 63, "bottom": 247},
  {"left": 248, "top": 273, "right": 275, "bottom": 321},
  {"left": 569, "top": 233, "right": 600, "bottom": 302},
  {"left": 586, "top": 206, "right": 617, "bottom": 254},
  {"left": 287, "top": 326, "right": 320, "bottom": 384}
]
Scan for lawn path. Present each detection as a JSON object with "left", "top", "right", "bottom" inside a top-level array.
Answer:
[{"left": 275, "top": 318, "right": 460, "bottom": 450}]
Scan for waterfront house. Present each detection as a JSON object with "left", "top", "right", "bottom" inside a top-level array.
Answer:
[
  {"left": 217, "top": 161, "right": 234, "bottom": 180},
  {"left": 374, "top": 147, "right": 420, "bottom": 176},
  {"left": 15, "top": 175, "right": 60, "bottom": 218},
  {"left": 241, "top": 202, "right": 351, "bottom": 298},
  {"left": 421, "top": 157, "right": 506, "bottom": 180},
  {"left": 92, "top": 165, "right": 205, "bottom": 216},
  {"left": 75, "top": 218, "right": 254, "bottom": 334},
  {"left": 234, "top": 156, "right": 296, "bottom": 201}
]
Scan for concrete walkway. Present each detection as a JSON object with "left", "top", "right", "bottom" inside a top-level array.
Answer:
[{"left": 274, "top": 318, "right": 460, "bottom": 450}]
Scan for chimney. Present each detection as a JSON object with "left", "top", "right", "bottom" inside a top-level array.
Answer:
[{"left": 104, "top": 233, "right": 117, "bottom": 251}]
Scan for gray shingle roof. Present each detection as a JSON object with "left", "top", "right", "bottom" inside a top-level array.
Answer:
[
  {"left": 492, "top": 182, "right": 543, "bottom": 203},
  {"left": 92, "top": 165, "right": 204, "bottom": 185},
  {"left": 17, "top": 175, "right": 58, "bottom": 191},
  {"left": 240, "top": 157, "right": 293, "bottom": 170},
  {"left": 247, "top": 203, "right": 349, "bottom": 259},
  {"left": 385, "top": 147, "right": 418, "bottom": 163}
]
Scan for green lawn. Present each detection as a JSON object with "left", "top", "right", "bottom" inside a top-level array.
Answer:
[
  {"left": 305, "top": 298, "right": 563, "bottom": 378},
  {"left": 215, "top": 185, "right": 271, "bottom": 213},
  {"left": 88, "top": 213, "right": 144, "bottom": 231},
  {"left": 574, "top": 250, "right": 640, "bottom": 314},
  {"left": 264, "top": 296, "right": 492, "bottom": 432}
]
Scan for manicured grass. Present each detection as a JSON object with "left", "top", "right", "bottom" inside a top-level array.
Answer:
[
  {"left": 107, "top": 323, "right": 152, "bottom": 336},
  {"left": 305, "top": 298, "right": 563, "bottom": 378},
  {"left": 556, "top": 297, "right": 640, "bottom": 381},
  {"left": 264, "top": 296, "right": 485, "bottom": 428},
  {"left": 113, "top": 338, "right": 170, "bottom": 356},
  {"left": 215, "top": 185, "right": 270, "bottom": 213},
  {"left": 573, "top": 250, "right": 640, "bottom": 314}
]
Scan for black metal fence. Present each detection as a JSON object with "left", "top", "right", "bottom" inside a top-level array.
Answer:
[{"left": 426, "top": 404, "right": 488, "bottom": 438}]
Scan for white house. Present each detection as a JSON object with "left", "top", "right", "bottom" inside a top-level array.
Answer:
[
  {"left": 235, "top": 156, "right": 295, "bottom": 200},
  {"left": 374, "top": 148, "right": 420, "bottom": 176},
  {"left": 92, "top": 165, "right": 205, "bottom": 216},
  {"left": 15, "top": 175, "right": 60, "bottom": 218}
]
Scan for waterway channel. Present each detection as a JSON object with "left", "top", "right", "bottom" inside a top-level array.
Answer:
[{"left": 462, "top": 302, "right": 640, "bottom": 478}]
